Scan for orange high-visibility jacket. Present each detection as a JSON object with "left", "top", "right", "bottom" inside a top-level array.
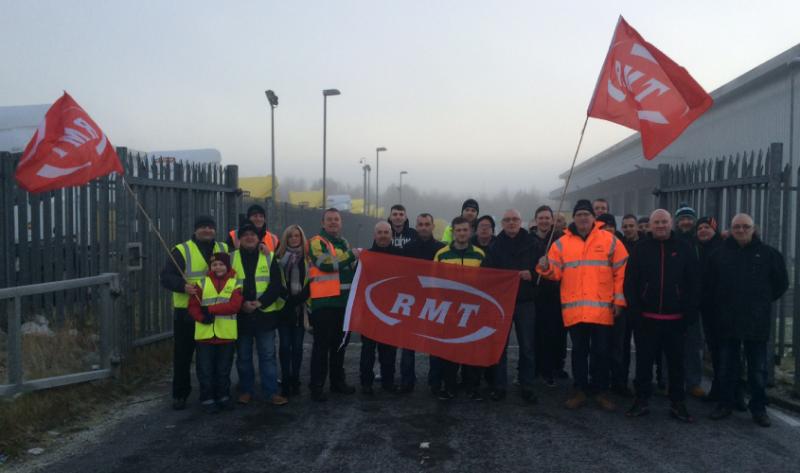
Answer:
[
  {"left": 229, "top": 229, "right": 279, "bottom": 252},
  {"left": 536, "top": 221, "right": 628, "bottom": 327}
]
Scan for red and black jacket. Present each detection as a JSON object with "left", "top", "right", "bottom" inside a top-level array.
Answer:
[{"left": 623, "top": 231, "right": 700, "bottom": 322}]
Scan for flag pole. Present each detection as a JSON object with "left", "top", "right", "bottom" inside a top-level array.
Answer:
[
  {"left": 537, "top": 115, "right": 589, "bottom": 284},
  {"left": 120, "top": 175, "right": 193, "bottom": 288}
]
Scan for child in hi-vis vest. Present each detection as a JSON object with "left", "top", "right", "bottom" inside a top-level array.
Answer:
[{"left": 188, "top": 252, "right": 243, "bottom": 413}]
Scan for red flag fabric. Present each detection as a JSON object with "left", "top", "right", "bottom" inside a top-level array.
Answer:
[
  {"left": 587, "top": 16, "right": 713, "bottom": 159},
  {"left": 15, "top": 92, "right": 123, "bottom": 193},
  {"left": 344, "top": 251, "right": 520, "bottom": 367}
]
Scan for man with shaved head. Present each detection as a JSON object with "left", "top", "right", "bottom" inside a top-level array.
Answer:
[
  {"left": 358, "top": 221, "right": 402, "bottom": 395},
  {"left": 485, "top": 209, "right": 544, "bottom": 403},
  {"left": 707, "top": 213, "right": 788, "bottom": 427},
  {"left": 624, "top": 209, "right": 700, "bottom": 422}
]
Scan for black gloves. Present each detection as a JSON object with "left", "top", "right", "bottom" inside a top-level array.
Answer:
[{"left": 201, "top": 306, "right": 214, "bottom": 325}]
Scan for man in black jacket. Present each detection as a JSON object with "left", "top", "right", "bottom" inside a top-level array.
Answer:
[
  {"left": 707, "top": 214, "right": 788, "bottom": 427},
  {"left": 695, "top": 216, "right": 724, "bottom": 402},
  {"left": 402, "top": 213, "right": 445, "bottom": 393},
  {"left": 359, "top": 222, "right": 401, "bottom": 395},
  {"left": 160, "top": 215, "right": 228, "bottom": 410},
  {"left": 530, "top": 205, "right": 566, "bottom": 386},
  {"left": 388, "top": 204, "right": 417, "bottom": 250},
  {"left": 624, "top": 209, "right": 700, "bottom": 422},
  {"left": 484, "top": 209, "right": 543, "bottom": 403}
]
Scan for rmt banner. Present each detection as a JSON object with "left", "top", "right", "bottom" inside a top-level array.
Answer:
[{"left": 344, "top": 251, "right": 520, "bottom": 367}]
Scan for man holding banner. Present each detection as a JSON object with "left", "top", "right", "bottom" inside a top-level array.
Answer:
[{"left": 484, "top": 209, "right": 543, "bottom": 404}]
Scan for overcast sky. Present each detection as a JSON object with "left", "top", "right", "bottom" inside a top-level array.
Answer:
[{"left": 2, "top": 0, "right": 799, "bottom": 195}]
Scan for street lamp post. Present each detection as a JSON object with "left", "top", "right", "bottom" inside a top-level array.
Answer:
[
  {"left": 360, "top": 158, "right": 371, "bottom": 215},
  {"left": 375, "top": 147, "right": 387, "bottom": 216},
  {"left": 265, "top": 90, "right": 278, "bottom": 222},
  {"left": 322, "top": 89, "right": 341, "bottom": 208},
  {"left": 399, "top": 171, "right": 408, "bottom": 205}
]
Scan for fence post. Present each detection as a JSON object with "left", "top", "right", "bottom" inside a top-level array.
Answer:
[
  {"left": 765, "top": 143, "right": 783, "bottom": 385},
  {"left": 9, "top": 296, "right": 22, "bottom": 387},
  {"left": 657, "top": 164, "right": 670, "bottom": 209}
]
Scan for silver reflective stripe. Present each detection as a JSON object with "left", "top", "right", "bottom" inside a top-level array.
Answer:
[
  {"left": 612, "top": 257, "right": 628, "bottom": 269},
  {"left": 563, "top": 259, "right": 611, "bottom": 269},
  {"left": 215, "top": 315, "right": 237, "bottom": 320},
  {"left": 550, "top": 260, "right": 563, "bottom": 269},
  {"left": 254, "top": 276, "right": 270, "bottom": 282},
  {"left": 554, "top": 239, "right": 563, "bottom": 252},
  {"left": 216, "top": 242, "right": 226, "bottom": 253},
  {"left": 235, "top": 278, "right": 245, "bottom": 286},
  {"left": 562, "top": 300, "right": 614, "bottom": 310},
  {"left": 311, "top": 274, "right": 339, "bottom": 283},
  {"left": 614, "top": 293, "right": 626, "bottom": 302},
  {"left": 340, "top": 283, "right": 351, "bottom": 290},
  {"left": 201, "top": 297, "right": 218, "bottom": 305},
  {"left": 609, "top": 236, "right": 618, "bottom": 258},
  {"left": 182, "top": 243, "right": 205, "bottom": 278}
]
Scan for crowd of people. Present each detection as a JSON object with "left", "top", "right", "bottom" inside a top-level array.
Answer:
[{"left": 160, "top": 197, "right": 788, "bottom": 427}]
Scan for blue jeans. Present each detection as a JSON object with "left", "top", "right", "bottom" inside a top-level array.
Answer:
[
  {"left": 195, "top": 342, "right": 235, "bottom": 402},
  {"left": 278, "top": 323, "right": 305, "bottom": 387},
  {"left": 719, "top": 338, "right": 768, "bottom": 414},
  {"left": 236, "top": 319, "right": 279, "bottom": 397}
]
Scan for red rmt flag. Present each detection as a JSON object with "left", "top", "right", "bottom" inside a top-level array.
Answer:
[
  {"left": 15, "top": 92, "right": 124, "bottom": 193},
  {"left": 344, "top": 251, "right": 520, "bottom": 367},
  {"left": 587, "top": 16, "right": 713, "bottom": 159}
]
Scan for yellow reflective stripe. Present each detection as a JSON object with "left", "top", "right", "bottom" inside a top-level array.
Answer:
[{"left": 562, "top": 300, "right": 614, "bottom": 310}]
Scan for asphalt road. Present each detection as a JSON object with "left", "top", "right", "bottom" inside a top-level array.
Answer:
[{"left": 17, "top": 344, "right": 800, "bottom": 473}]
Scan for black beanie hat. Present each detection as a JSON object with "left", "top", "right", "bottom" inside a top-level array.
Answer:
[
  {"left": 697, "top": 216, "right": 718, "bottom": 232},
  {"left": 597, "top": 213, "right": 617, "bottom": 229},
  {"left": 247, "top": 204, "right": 266, "bottom": 218},
  {"left": 476, "top": 215, "right": 495, "bottom": 231},
  {"left": 209, "top": 252, "right": 231, "bottom": 271},
  {"left": 462, "top": 198, "right": 479, "bottom": 214},
  {"left": 572, "top": 199, "right": 595, "bottom": 217},
  {"left": 238, "top": 222, "right": 259, "bottom": 238},
  {"left": 194, "top": 215, "right": 216, "bottom": 230}
]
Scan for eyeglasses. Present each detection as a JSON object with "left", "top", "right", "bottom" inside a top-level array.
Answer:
[
  {"left": 732, "top": 224, "right": 753, "bottom": 230},
  {"left": 502, "top": 217, "right": 521, "bottom": 223}
]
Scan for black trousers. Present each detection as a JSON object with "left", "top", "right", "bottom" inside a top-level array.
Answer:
[
  {"left": 634, "top": 317, "right": 686, "bottom": 403},
  {"left": 610, "top": 310, "right": 635, "bottom": 388},
  {"left": 195, "top": 342, "right": 235, "bottom": 402},
  {"left": 360, "top": 336, "right": 397, "bottom": 387},
  {"left": 309, "top": 307, "right": 351, "bottom": 391},
  {"left": 172, "top": 310, "right": 196, "bottom": 400},
  {"left": 569, "top": 322, "right": 611, "bottom": 394},
  {"left": 535, "top": 297, "right": 566, "bottom": 377}
]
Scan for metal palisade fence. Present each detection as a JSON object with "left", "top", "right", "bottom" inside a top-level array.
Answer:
[
  {"left": 656, "top": 142, "right": 799, "bottom": 394},
  {"left": 0, "top": 147, "right": 239, "bottom": 392}
]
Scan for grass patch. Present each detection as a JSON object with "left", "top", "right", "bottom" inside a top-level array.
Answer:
[{"left": 0, "top": 340, "right": 172, "bottom": 459}]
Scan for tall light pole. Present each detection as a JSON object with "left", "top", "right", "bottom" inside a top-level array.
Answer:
[
  {"left": 399, "top": 170, "right": 408, "bottom": 205},
  {"left": 366, "top": 164, "right": 373, "bottom": 216},
  {"left": 265, "top": 90, "right": 278, "bottom": 218},
  {"left": 360, "top": 158, "right": 371, "bottom": 215},
  {"left": 375, "top": 146, "right": 387, "bottom": 216},
  {"left": 322, "top": 89, "right": 341, "bottom": 208}
]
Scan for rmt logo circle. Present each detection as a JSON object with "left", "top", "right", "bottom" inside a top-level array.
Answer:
[{"left": 364, "top": 275, "right": 505, "bottom": 344}]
